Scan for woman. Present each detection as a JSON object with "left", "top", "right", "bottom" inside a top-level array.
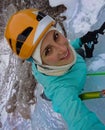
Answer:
[{"left": 5, "top": 9, "right": 105, "bottom": 130}]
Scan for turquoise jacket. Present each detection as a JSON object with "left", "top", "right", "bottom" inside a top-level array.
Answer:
[{"left": 31, "top": 39, "right": 105, "bottom": 130}]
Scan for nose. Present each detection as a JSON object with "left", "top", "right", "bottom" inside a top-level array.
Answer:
[{"left": 55, "top": 43, "right": 67, "bottom": 55}]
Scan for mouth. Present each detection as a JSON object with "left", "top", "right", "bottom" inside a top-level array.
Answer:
[{"left": 60, "top": 49, "right": 70, "bottom": 60}]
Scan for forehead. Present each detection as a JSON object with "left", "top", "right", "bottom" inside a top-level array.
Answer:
[
  {"left": 43, "top": 30, "right": 54, "bottom": 41},
  {"left": 41, "top": 30, "right": 55, "bottom": 48}
]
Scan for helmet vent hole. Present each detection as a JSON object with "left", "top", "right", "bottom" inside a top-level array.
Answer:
[
  {"left": 9, "top": 39, "right": 13, "bottom": 49},
  {"left": 21, "top": 27, "right": 33, "bottom": 39},
  {"left": 16, "top": 41, "right": 23, "bottom": 54},
  {"left": 17, "top": 27, "right": 33, "bottom": 42},
  {"left": 16, "top": 27, "right": 33, "bottom": 55},
  {"left": 37, "top": 11, "right": 46, "bottom": 21}
]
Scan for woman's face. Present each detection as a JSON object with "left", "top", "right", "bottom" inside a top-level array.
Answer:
[{"left": 40, "top": 30, "right": 75, "bottom": 66}]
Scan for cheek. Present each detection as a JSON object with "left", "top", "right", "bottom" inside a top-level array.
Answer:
[{"left": 43, "top": 55, "right": 58, "bottom": 65}]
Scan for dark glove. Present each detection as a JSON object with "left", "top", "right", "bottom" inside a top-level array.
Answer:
[
  {"left": 84, "top": 42, "right": 94, "bottom": 58},
  {"left": 98, "top": 22, "right": 105, "bottom": 34},
  {"left": 80, "top": 31, "right": 99, "bottom": 44}
]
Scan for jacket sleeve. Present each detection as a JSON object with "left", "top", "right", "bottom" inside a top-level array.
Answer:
[
  {"left": 70, "top": 38, "right": 82, "bottom": 49},
  {"left": 50, "top": 85, "right": 105, "bottom": 130}
]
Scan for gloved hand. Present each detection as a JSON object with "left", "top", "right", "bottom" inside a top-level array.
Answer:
[
  {"left": 80, "top": 31, "right": 99, "bottom": 58},
  {"left": 101, "top": 90, "right": 105, "bottom": 97},
  {"left": 98, "top": 22, "right": 105, "bottom": 34},
  {"left": 80, "top": 31, "right": 99, "bottom": 44},
  {"left": 84, "top": 42, "right": 94, "bottom": 58},
  {"left": 80, "top": 22, "right": 105, "bottom": 58}
]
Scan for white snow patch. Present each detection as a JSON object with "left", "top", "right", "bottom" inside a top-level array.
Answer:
[
  {"left": 50, "top": 0, "right": 105, "bottom": 34},
  {"left": 88, "top": 53, "right": 105, "bottom": 71},
  {"left": 73, "top": 0, "right": 105, "bottom": 33}
]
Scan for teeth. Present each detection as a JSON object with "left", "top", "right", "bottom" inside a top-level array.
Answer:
[
  {"left": 63, "top": 51, "right": 68, "bottom": 58},
  {"left": 65, "top": 52, "right": 68, "bottom": 57}
]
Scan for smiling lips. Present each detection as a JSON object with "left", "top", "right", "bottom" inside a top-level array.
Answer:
[{"left": 60, "top": 49, "right": 70, "bottom": 60}]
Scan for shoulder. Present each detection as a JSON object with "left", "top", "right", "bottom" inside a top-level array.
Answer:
[{"left": 70, "top": 38, "right": 82, "bottom": 49}]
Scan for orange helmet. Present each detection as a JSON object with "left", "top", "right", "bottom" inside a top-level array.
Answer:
[{"left": 4, "top": 9, "right": 55, "bottom": 59}]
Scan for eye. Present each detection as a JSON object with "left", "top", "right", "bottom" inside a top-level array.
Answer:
[
  {"left": 53, "top": 31, "right": 59, "bottom": 42},
  {"left": 44, "top": 46, "right": 52, "bottom": 56}
]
